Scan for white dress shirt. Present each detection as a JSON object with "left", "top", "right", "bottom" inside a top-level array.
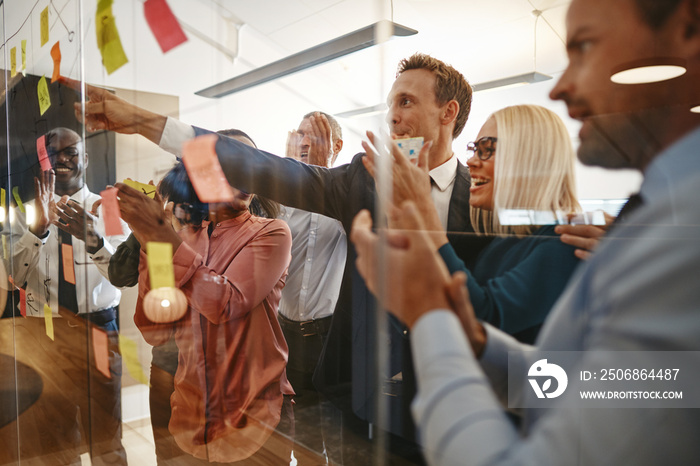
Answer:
[
  {"left": 5, "top": 185, "right": 129, "bottom": 317},
  {"left": 428, "top": 154, "right": 458, "bottom": 230},
  {"left": 278, "top": 206, "right": 346, "bottom": 321}
]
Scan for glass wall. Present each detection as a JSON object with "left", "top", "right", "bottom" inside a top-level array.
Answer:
[{"left": 2, "top": 0, "right": 676, "bottom": 465}]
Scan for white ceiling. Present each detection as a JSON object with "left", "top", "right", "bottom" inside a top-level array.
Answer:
[{"left": 2, "top": 0, "right": 642, "bottom": 198}]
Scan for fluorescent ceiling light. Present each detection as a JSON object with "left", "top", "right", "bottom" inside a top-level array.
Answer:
[
  {"left": 610, "top": 57, "right": 686, "bottom": 84},
  {"left": 196, "top": 21, "right": 417, "bottom": 98},
  {"left": 336, "top": 104, "right": 387, "bottom": 119},
  {"left": 471, "top": 72, "right": 551, "bottom": 93}
]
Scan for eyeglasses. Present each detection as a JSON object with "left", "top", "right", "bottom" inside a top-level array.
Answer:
[{"left": 466, "top": 137, "right": 497, "bottom": 161}]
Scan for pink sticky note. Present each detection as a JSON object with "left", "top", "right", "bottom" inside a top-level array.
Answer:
[
  {"left": 61, "top": 243, "right": 76, "bottom": 284},
  {"left": 182, "top": 134, "right": 234, "bottom": 203},
  {"left": 92, "top": 326, "right": 112, "bottom": 379},
  {"left": 19, "top": 288, "right": 26, "bottom": 317},
  {"left": 37, "top": 135, "right": 52, "bottom": 171},
  {"left": 100, "top": 187, "right": 125, "bottom": 236},
  {"left": 144, "top": 0, "right": 187, "bottom": 53}
]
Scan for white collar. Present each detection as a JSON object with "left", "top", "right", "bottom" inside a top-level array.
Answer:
[{"left": 429, "top": 154, "right": 458, "bottom": 191}]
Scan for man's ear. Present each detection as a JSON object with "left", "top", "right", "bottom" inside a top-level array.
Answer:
[
  {"left": 331, "top": 139, "right": 343, "bottom": 165},
  {"left": 84, "top": 151, "right": 89, "bottom": 169},
  {"left": 441, "top": 100, "right": 460, "bottom": 127}
]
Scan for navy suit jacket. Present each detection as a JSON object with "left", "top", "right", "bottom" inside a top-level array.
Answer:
[{"left": 196, "top": 128, "right": 491, "bottom": 439}]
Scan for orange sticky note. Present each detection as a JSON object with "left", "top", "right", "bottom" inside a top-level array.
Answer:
[
  {"left": 92, "top": 327, "right": 112, "bottom": 379},
  {"left": 61, "top": 243, "right": 76, "bottom": 284},
  {"left": 10, "top": 47, "right": 17, "bottom": 77},
  {"left": 50, "top": 42, "right": 61, "bottom": 83},
  {"left": 122, "top": 179, "right": 156, "bottom": 198},
  {"left": 12, "top": 186, "right": 25, "bottom": 213},
  {"left": 100, "top": 187, "right": 124, "bottom": 236},
  {"left": 19, "top": 288, "right": 26, "bottom": 317},
  {"left": 44, "top": 303, "right": 54, "bottom": 340},
  {"left": 182, "top": 134, "right": 234, "bottom": 202},
  {"left": 37, "top": 135, "right": 52, "bottom": 171},
  {"left": 146, "top": 242, "right": 175, "bottom": 289},
  {"left": 40, "top": 7, "right": 49, "bottom": 47},
  {"left": 118, "top": 335, "right": 149, "bottom": 385},
  {"left": 38, "top": 75, "right": 51, "bottom": 115},
  {"left": 96, "top": 0, "right": 129, "bottom": 75}
]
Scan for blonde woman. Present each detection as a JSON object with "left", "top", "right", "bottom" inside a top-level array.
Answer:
[{"left": 362, "top": 104, "right": 581, "bottom": 343}]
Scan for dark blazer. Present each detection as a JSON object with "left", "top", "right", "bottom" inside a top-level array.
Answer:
[{"left": 196, "top": 128, "right": 491, "bottom": 439}]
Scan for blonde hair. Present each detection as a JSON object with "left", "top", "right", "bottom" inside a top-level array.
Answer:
[{"left": 470, "top": 105, "right": 580, "bottom": 236}]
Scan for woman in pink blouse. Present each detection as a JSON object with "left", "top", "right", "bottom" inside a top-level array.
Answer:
[{"left": 124, "top": 134, "right": 294, "bottom": 464}]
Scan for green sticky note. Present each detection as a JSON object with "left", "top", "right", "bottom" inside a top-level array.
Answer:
[
  {"left": 40, "top": 7, "right": 49, "bottom": 47},
  {"left": 118, "top": 335, "right": 149, "bottom": 385},
  {"left": 12, "top": 186, "right": 25, "bottom": 213},
  {"left": 10, "top": 47, "right": 17, "bottom": 77},
  {"left": 21, "top": 40, "right": 26, "bottom": 70},
  {"left": 37, "top": 76, "right": 50, "bottom": 115},
  {"left": 96, "top": 1, "right": 128, "bottom": 74},
  {"left": 44, "top": 303, "right": 54, "bottom": 340},
  {"left": 147, "top": 242, "right": 175, "bottom": 289}
]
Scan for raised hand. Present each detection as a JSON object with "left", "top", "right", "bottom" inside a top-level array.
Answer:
[{"left": 30, "top": 170, "right": 56, "bottom": 237}]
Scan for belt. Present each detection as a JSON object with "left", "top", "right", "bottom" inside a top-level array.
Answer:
[
  {"left": 278, "top": 313, "right": 332, "bottom": 337},
  {"left": 79, "top": 307, "right": 118, "bottom": 327}
]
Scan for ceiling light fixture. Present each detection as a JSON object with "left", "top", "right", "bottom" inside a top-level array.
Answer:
[
  {"left": 610, "top": 57, "right": 686, "bottom": 84},
  {"left": 472, "top": 71, "right": 551, "bottom": 93},
  {"left": 691, "top": 105, "right": 700, "bottom": 114},
  {"left": 336, "top": 104, "right": 387, "bottom": 119},
  {"left": 195, "top": 21, "right": 417, "bottom": 98}
]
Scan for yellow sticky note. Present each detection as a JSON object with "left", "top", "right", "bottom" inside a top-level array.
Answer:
[
  {"left": 12, "top": 186, "right": 25, "bottom": 213},
  {"left": 118, "top": 335, "right": 149, "bottom": 385},
  {"left": 10, "top": 47, "right": 17, "bottom": 77},
  {"left": 44, "top": 303, "right": 54, "bottom": 340},
  {"left": 40, "top": 6, "right": 49, "bottom": 47},
  {"left": 122, "top": 179, "right": 156, "bottom": 198},
  {"left": 147, "top": 242, "right": 175, "bottom": 289},
  {"left": 2, "top": 236, "right": 7, "bottom": 258},
  {"left": 37, "top": 76, "right": 50, "bottom": 115},
  {"left": 1, "top": 187, "right": 6, "bottom": 210},
  {"left": 21, "top": 40, "right": 26, "bottom": 70},
  {"left": 96, "top": 1, "right": 129, "bottom": 75}
]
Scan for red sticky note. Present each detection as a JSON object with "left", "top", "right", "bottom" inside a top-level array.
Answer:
[
  {"left": 144, "top": 0, "right": 187, "bottom": 53},
  {"left": 182, "top": 134, "right": 234, "bottom": 203},
  {"left": 92, "top": 326, "right": 112, "bottom": 379},
  {"left": 36, "top": 135, "right": 52, "bottom": 171},
  {"left": 50, "top": 41, "right": 61, "bottom": 83},
  {"left": 61, "top": 243, "right": 76, "bottom": 284},
  {"left": 100, "top": 187, "right": 125, "bottom": 236},
  {"left": 19, "top": 288, "right": 26, "bottom": 317}
]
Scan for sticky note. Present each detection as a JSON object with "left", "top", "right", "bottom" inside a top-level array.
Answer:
[
  {"left": 122, "top": 179, "right": 156, "bottom": 198},
  {"left": 36, "top": 135, "right": 52, "bottom": 171},
  {"left": 51, "top": 41, "right": 61, "bottom": 83},
  {"left": 100, "top": 187, "right": 124, "bottom": 236},
  {"left": 2, "top": 236, "right": 7, "bottom": 259},
  {"left": 38, "top": 75, "right": 51, "bottom": 115},
  {"left": 118, "top": 335, "right": 149, "bottom": 385},
  {"left": 96, "top": 0, "right": 129, "bottom": 75},
  {"left": 12, "top": 186, "right": 25, "bottom": 213},
  {"left": 10, "top": 47, "right": 17, "bottom": 77},
  {"left": 182, "top": 134, "right": 234, "bottom": 202},
  {"left": 147, "top": 242, "right": 175, "bottom": 289},
  {"left": 21, "top": 40, "right": 26, "bottom": 70},
  {"left": 92, "top": 327, "right": 111, "bottom": 379},
  {"left": 1, "top": 187, "right": 6, "bottom": 211},
  {"left": 19, "top": 288, "right": 26, "bottom": 317},
  {"left": 144, "top": 0, "right": 187, "bottom": 53},
  {"left": 61, "top": 243, "right": 76, "bottom": 284},
  {"left": 40, "top": 7, "right": 49, "bottom": 46},
  {"left": 44, "top": 303, "right": 54, "bottom": 340}
]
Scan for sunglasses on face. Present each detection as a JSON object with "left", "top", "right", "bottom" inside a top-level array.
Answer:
[{"left": 467, "top": 136, "right": 497, "bottom": 161}]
